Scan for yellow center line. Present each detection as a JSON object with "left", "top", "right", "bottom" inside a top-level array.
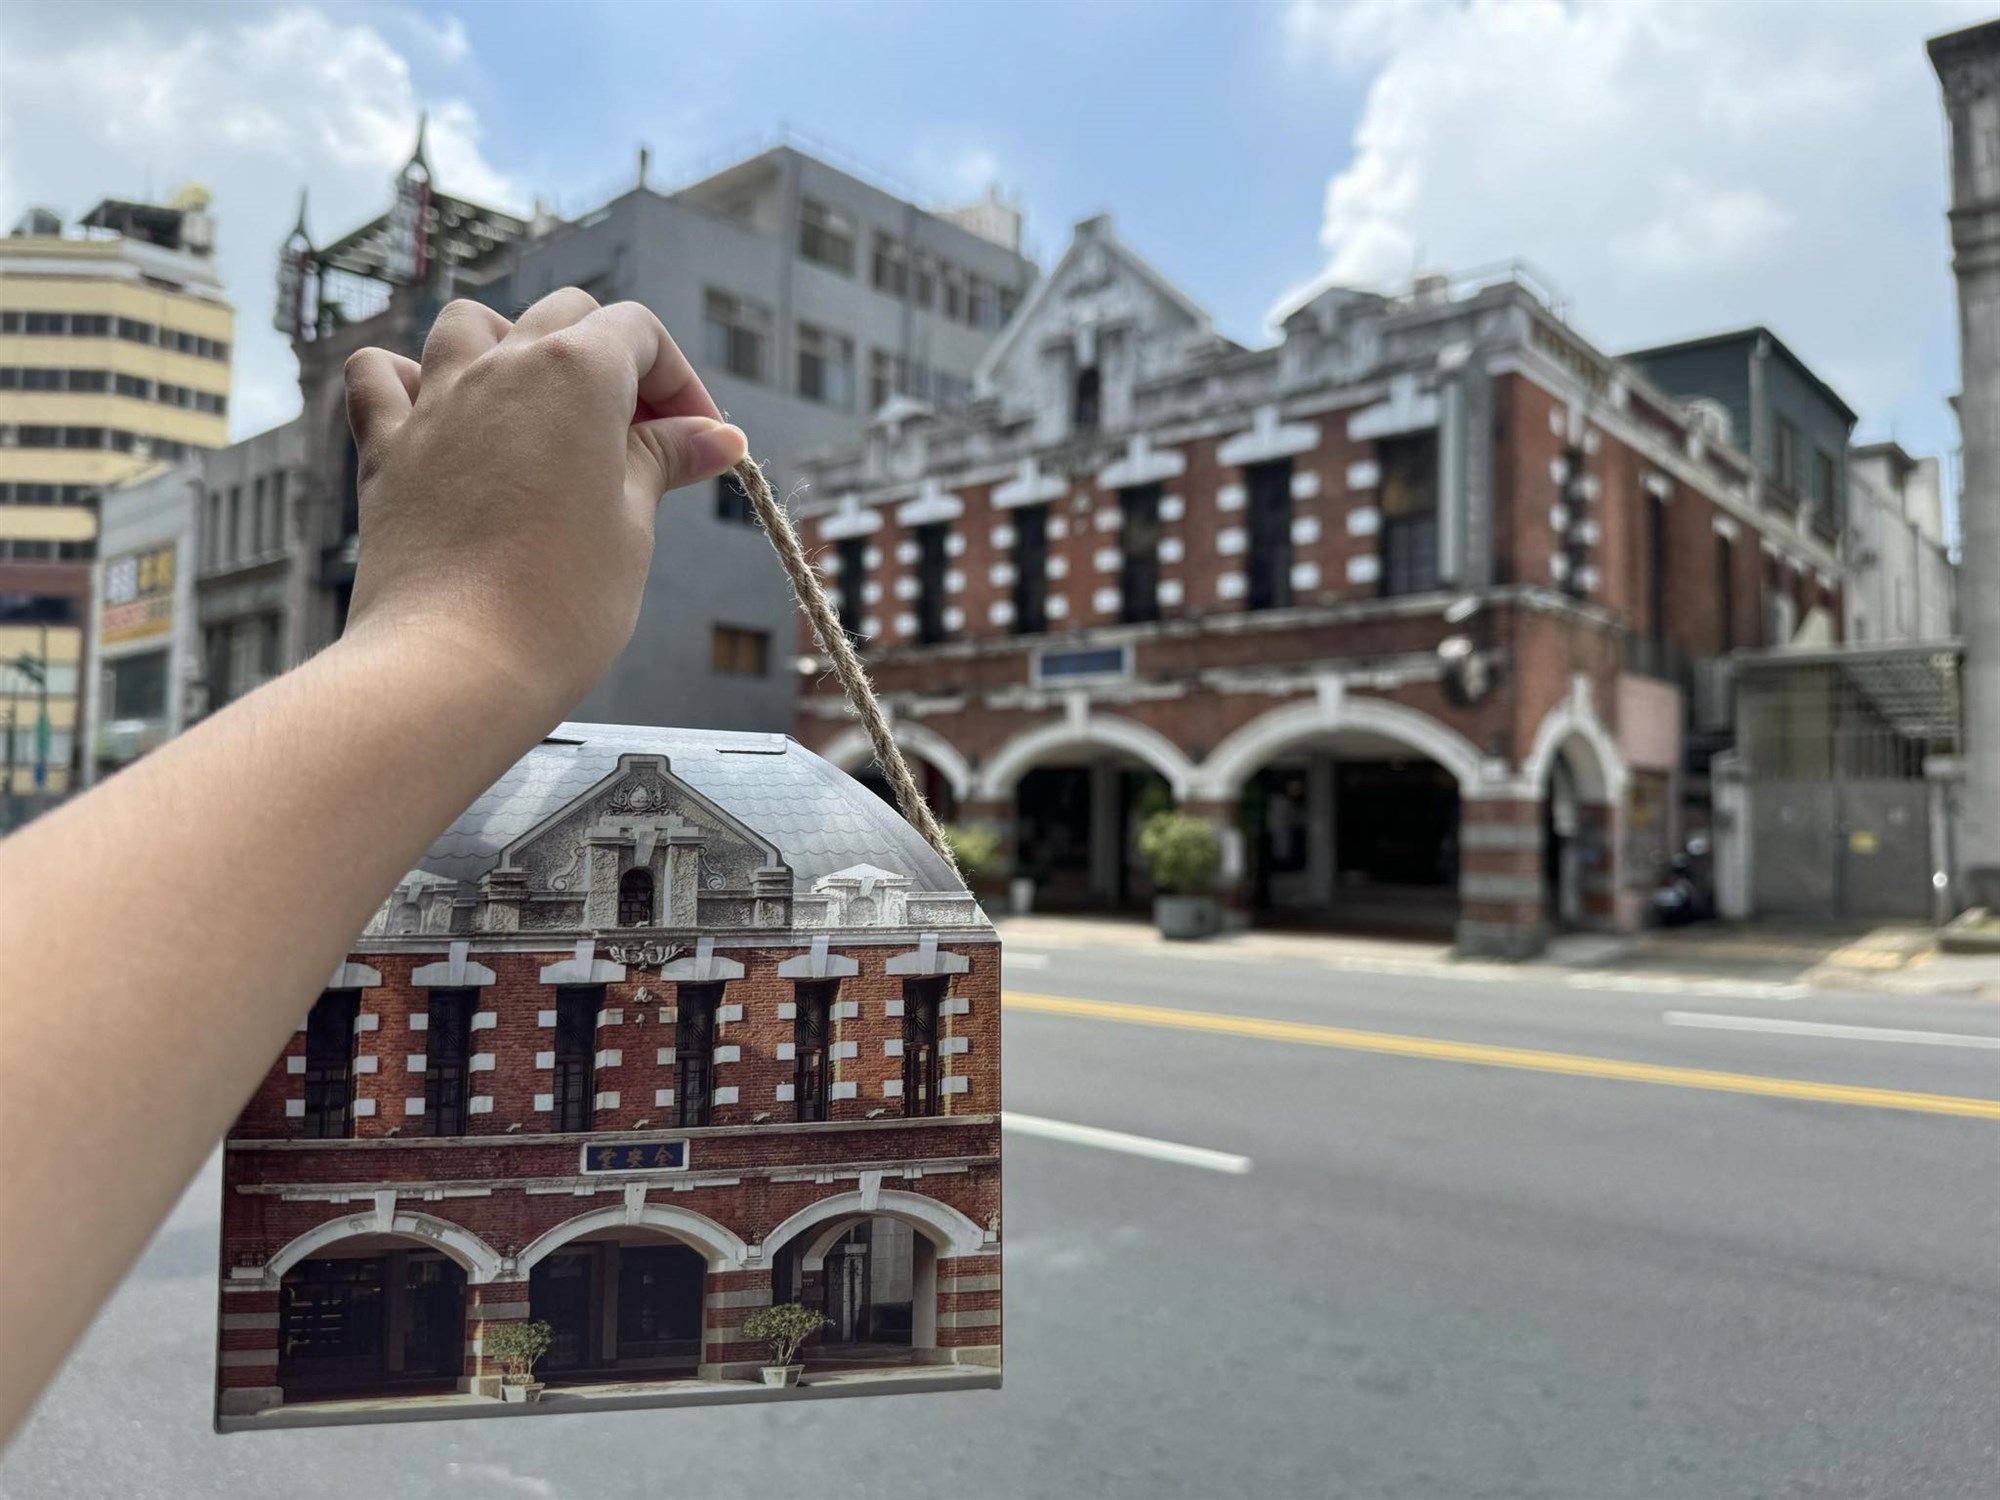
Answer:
[{"left": 1003, "top": 991, "right": 2000, "bottom": 1122}]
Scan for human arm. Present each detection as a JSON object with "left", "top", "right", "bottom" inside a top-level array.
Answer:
[{"left": 0, "top": 290, "right": 746, "bottom": 1442}]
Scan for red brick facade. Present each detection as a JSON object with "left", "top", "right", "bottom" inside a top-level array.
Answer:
[
  {"left": 216, "top": 729, "right": 1001, "bottom": 1427},
  {"left": 793, "top": 227, "right": 1844, "bottom": 956}
]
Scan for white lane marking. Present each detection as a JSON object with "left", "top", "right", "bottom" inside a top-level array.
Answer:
[
  {"left": 1663, "top": 1011, "right": 2000, "bottom": 1050},
  {"left": 1004, "top": 952, "right": 1050, "bottom": 970},
  {"left": 1001, "top": 1111, "right": 1252, "bottom": 1174},
  {"left": 1569, "top": 972, "right": 1809, "bottom": 1000}
]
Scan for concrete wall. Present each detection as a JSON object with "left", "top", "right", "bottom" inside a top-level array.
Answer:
[
  {"left": 82, "top": 462, "right": 203, "bottom": 784},
  {"left": 463, "top": 152, "right": 1033, "bottom": 732}
]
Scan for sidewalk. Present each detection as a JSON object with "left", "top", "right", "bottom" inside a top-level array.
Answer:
[{"left": 992, "top": 914, "right": 2000, "bottom": 998}]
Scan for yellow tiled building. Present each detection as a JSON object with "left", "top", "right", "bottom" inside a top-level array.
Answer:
[{"left": 0, "top": 190, "right": 233, "bottom": 795}]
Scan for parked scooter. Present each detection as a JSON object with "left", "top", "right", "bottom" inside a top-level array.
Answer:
[{"left": 1651, "top": 833, "right": 1715, "bottom": 926}]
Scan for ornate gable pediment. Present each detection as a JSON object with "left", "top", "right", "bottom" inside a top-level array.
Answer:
[{"left": 498, "top": 754, "right": 790, "bottom": 934}]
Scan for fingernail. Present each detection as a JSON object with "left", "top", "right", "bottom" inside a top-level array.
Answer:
[{"left": 690, "top": 422, "right": 748, "bottom": 475}]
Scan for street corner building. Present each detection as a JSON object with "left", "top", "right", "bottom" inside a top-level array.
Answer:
[
  {"left": 792, "top": 218, "right": 1854, "bottom": 957},
  {"left": 215, "top": 725, "right": 1001, "bottom": 1430}
]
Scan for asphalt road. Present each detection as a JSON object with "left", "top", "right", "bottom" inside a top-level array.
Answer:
[{"left": 4, "top": 942, "right": 1997, "bottom": 1500}]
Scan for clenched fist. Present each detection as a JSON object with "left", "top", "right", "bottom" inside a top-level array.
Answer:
[{"left": 340, "top": 288, "right": 747, "bottom": 723}]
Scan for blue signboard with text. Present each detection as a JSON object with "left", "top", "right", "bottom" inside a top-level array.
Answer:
[{"left": 580, "top": 1139, "right": 688, "bottom": 1174}]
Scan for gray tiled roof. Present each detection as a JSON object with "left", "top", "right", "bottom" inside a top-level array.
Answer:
[{"left": 420, "top": 722, "right": 963, "bottom": 894}]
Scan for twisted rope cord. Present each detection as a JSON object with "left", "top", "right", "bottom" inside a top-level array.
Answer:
[{"left": 732, "top": 455, "right": 960, "bottom": 880}]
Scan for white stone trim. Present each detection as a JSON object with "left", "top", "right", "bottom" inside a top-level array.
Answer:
[
  {"left": 535, "top": 1050, "right": 555, "bottom": 1069},
  {"left": 353, "top": 1013, "right": 379, "bottom": 1032},
  {"left": 941, "top": 1076, "right": 970, "bottom": 1096},
  {"left": 284, "top": 1099, "right": 305, "bottom": 1119},
  {"left": 286, "top": 1056, "right": 306, "bottom": 1075},
  {"left": 537, "top": 1010, "right": 557, "bottom": 1028},
  {"left": 717, "top": 1003, "right": 743, "bottom": 1023},
  {"left": 1291, "top": 469, "right": 1322, "bottom": 500},
  {"left": 896, "top": 478, "right": 964, "bottom": 527},
  {"left": 1159, "top": 578, "right": 1185, "bottom": 606},
  {"left": 989, "top": 523, "right": 1015, "bottom": 548},
  {"left": 817, "top": 723, "right": 973, "bottom": 804},
  {"left": 1218, "top": 404, "right": 1320, "bottom": 466},
  {"left": 1217, "top": 482, "right": 1246, "bottom": 511},
  {"left": 405, "top": 1097, "right": 426, "bottom": 1115},
  {"left": 1217, "top": 571, "right": 1247, "bottom": 600},
  {"left": 352, "top": 1099, "right": 376, "bottom": 1118},
  {"left": 775, "top": 1083, "right": 795, "bottom": 1102},
  {"left": 1096, "top": 433, "right": 1186, "bottom": 489},
  {"left": 817, "top": 493, "right": 883, "bottom": 540},
  {"left": 1094, "top": 546, "right": 1122, "bottom": 573},
  {"left": 1092, "top": 587, "right": 1121, "bottom": 615},
  {"left": 534, "top": 1092, "right": 555, "bottom": 1111},
  {"left": 940, "top": 996, "right": 970, "bottom": 1017},
  {"left": 829, "top": 1040, "right": 858, "bottom": 1060},
  {"left": 883, "top": 932, "right": 974, "bottom": 976},
  {"left": 353, "top": 1055, "right": 378, "bottom": 1074},
  {"left": 974, "top": 709, "right": 1197, "bottom": 800},
  {"left": 1347, "top": 374, "right": 1437, "bottom": 440},
  {"left": 1193, "top": 676, "right": 1491, "bottom": 800},
  {"left": 882, "top": 1079, "right": 905, "bottom": 1097},
  {"left": 411, "top": 940, "right": 496, "bottom": 988},
  {"left": 1713, "top": 515, "right": 1741, "bottom": 540},
  {"left": 515, "top": 1200, "right": 747, "bottom": 1273},
  {"left": 1217, "top": 526, "right": 1246, "bottom": 556},
  {"left": 759, "top": 1187, "right": 989, "bottom": 1262},
  {"left": 1346, "top": 460, "right": 1380, "bottom": 490},
  {"left": 593, "top": 1090, "right": 620, "bottom": 1111},
  {"left": 940, "top": 1036, "right": 969, "bottom": 1056},
  {"left": 992, "top": 457, "right": 1067, "bottom": 509},
  {"left": 712, "top": 1085, "right": 739, "bottom": 1105},
  {"left": 653, "top": 1088, "right": 674, "bottom": 1108},
  {"left": 1093, "top": 509, "right": 1122, "bottom": 534},
  {"left": 262, "top": 1210, "right": 505, "bottom": 1286},
  {"left": 1159, "top": 493, "right": 1185, "bottom": 521},
  {"left": 1047, "top": 595, "right": 1069, "bottom": 619},
  {"left": 776, "top": 1041, "right": 796, "bottom": 1061},
  {"left": 1291, "top": 515, "right": 1321, "bottom": 545},
  {"left": 593, "top": 1049, "right": 622, "bottom": 1069},
  {"left": 539, "top": 939, "right": 626, "bottom": 985},
  {"left": 1291, "top": 561, "right": 1321, "bottom": 590},
  {"left": 407, "top": 1054, "right": 427, "bottom": 1072},
  {"left": 409, "top": 1013, "right": 429, "bottom": 1031},
  {"left": 326, "top": 962, "right": 382, "bottom": 991},
  {"left": 713, "top": 1045, "right": 740, "bottom": 1064},
  {"left": 1346, "top": 555, "right": 1380, "bottom": 585},
  {"left": 884, "top": 1037, "right": 905, "bottom": 1056},
  {"left": 468, "top": 1097, "right": 493, "bottom": 1115},
  {"left": 831, "top": 1081, "right": 858, "bottom": 1100},
  {"left": 988, "top": 600, "right": 1016, "bottom": 627},
  {"left": 659, "top": 935, "right": 745, "bottom": 983},
  {"left": 1159, "top": 535, "right": 1185, "bottom": 564},
  {"left": 989, "top": 561, "right": 1016, "bottom": 586},
  {"left": 1346, "top": 506, "right": 1380, "bottom": 537}
]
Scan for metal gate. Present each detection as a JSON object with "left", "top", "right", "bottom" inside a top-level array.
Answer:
[{"left": 1752, "top": 780, "right": 1933, "bottom": 921}]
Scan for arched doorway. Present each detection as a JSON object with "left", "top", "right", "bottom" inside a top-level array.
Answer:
[
  {"left": 772, "top": 1214, "right": 937, "bottom": 1367},
  {"left": 277, "top": 1242, "right": 466, "bottom": 1401},
  {"left": 527, "top": 1231, "right": 709, "bottom": 1382},
  {"left": 1538, "top": 733, "right": 1616, "bottom": 932},
  {"left": 1196, "top": 693, "right": 1484, "bottom": 936}
]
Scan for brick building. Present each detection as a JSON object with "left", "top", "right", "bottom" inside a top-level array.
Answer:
[
  {"left": 792, "top": 218, "right": 1847, "bottom": 957},
  {"left": 216, "top": 724, "right": 1000, "bottom": 1427}
]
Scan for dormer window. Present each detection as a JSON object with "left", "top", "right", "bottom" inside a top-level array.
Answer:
[
  {"left": 1073, "top": 366, "right": 1101, "bottom": 433},
  {"left": 618, "top": 867, "right": 655, "bottom": 927}
]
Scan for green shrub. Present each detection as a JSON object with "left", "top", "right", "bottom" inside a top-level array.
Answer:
[
  {"left": 484, "top": 1319, "right": 553, "bottom": 1384},
  {"left": 1136, "top": 811, "right": 1222, "bottom": 895},
  {"left": 741, "top": 1301, "right": 830, "bottom": 1367},
  {"left": 943, "top": 823, "right": 1003, "bottom": 880}
]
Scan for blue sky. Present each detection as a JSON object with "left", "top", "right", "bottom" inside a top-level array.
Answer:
[
  {"left": 0, "top": 0, "right": 1984, "bottom": 489},
  {"left": 409, "top": 0, "right": 1354, "bottom": 346}
]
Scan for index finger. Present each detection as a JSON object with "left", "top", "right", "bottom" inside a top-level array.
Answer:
[{"left": 584, "top": 301, "right": 724, "bottom": 424}]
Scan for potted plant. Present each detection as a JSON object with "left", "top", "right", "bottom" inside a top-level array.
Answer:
[
  {"left": 943, "top": 823, "right": 1005, "bottom": 918},
  {"left": 1137, "top": 810, "right": 1224, "bottom": 940},
  {"left": 485, "top": 1319, "right": 554, "bottom": 1404},
  {"left": 740, "top": 1301, "right": 828, "bottom": 1388}
]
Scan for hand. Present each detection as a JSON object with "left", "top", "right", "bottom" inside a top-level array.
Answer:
[{"left": 340, "top": 288, "right": 748, "bottom": 722}]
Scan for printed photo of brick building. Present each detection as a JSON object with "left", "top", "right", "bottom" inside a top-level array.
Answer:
[
  {"left": 216, "top": 725, "right": 1000, "bottom": 1429},
  {"left": 793, "top": 218, "right": 1848, "bottom": 959}
]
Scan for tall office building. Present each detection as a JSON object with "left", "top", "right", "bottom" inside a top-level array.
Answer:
[
  {"left": 0, "top": 188, "right": 233, "bottom": 797},
  {"left": 282, "top": 130, "right": 1035, "bottom": 732}
]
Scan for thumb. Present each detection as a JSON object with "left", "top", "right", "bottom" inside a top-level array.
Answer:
[{"left": 626, "top": 416, "right": 748, "bottom": 502}]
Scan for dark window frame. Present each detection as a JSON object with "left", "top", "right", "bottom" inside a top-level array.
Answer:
[
  {"left": 301, "top": 990, "right": 360, "bottom": 1139},
  {"left": 675, "top": 983, "right": 722, "bottom": 1127},
  {"left": 915, "top": 523, "right": 949, "bottom": 644},
  {"left": 1119, "top": 484, "right": 1163, "bottom": 624},
  {"left": 551, "top": 987, "right": 600, "bottom": 1133},
  {"left": 618, "top": 867, "right": 655, "bottom": 927},
  {"left": 1245, "top": 459, "right": 1296, "bottom": 610},
  {"left": 901, "top": 977, "right": 945, "bottom": 1118},
  {"left": 1012, "top": 503, "right": 1049, "bottom": 635},
  {"left": 424, "top": 989, "right": 476, "bottom": 1137},
  {"left": 793, "top": 979, "right": 835, "bottom": 1123}
]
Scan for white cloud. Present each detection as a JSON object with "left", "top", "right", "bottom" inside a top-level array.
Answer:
[
  {"left": 908, "top": 139, "right": 1008, "bottom": 206},
  {"left": 0, "top": 4, "right": 519, "bottom": 440},
  {"left": 1284, "top": 0, "right": 1989, "bottom": 453}
]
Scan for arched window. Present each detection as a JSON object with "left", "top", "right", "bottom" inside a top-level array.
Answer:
[{"left": 618, "top": 867, "right": 655, "bottom": 927}]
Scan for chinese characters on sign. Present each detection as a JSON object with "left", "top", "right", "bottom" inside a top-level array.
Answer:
[
  {"left": 100, "top": 543, "right": 177, "bottom": 646},
  {"left": 580, "top": 1140, "right": 688, "bottom": 1174}
]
